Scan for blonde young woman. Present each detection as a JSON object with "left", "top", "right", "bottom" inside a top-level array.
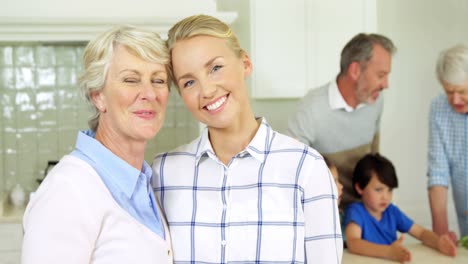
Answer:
[
  {"left": 152, "top": 14, "right": 343, "bottom": 263},
  {"left": 22, "top": 26, "right": 173, "bottom": 263}
]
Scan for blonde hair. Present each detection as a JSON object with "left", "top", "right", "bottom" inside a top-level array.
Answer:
[
  {"left": 167, "top": 14, "right": 243, "bottom": 89},
  {"left": 79, "top": 25, "right": 170, "bottom": 131},
  {"left": 436, "top": 43, "right": 468, "bottom": 85}
]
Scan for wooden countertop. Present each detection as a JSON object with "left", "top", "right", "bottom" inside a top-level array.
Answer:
[
  {"left": 343, "top": 242, "right": 468, "bottom": 263},
  {"left": 0, "top": 199, "right": 24, "bottom": 224}
]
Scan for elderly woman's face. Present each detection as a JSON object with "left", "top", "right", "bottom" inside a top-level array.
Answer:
[
  {"left": 92, "top": 44, "right": 169, "bottom": 142},
  {"left": 443, "top": 80, "right": 468, "bottom": 114}
]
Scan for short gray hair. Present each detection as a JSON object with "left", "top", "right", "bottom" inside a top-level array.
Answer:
[
  {"left": 79, "top": 25, "right": 170, "bottom": 131},
  {"left": 436, "top": 43, "right": 468, "bottom": 85},
  {"left": 339, "top": 33, "right": 396, "bottom": 77}
]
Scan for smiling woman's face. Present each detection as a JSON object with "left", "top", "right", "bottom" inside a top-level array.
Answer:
[
  {"left": 171, "top": 35, "right": 252, "bottom": 129},
  {"left": 92, "top": 44, "right": 169, "bottom": 143}
]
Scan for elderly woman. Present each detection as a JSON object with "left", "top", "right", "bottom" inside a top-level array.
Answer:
[
  {"left": 22, "top": 26, "right": 172, "bottom": 263},
  {"left": 428, "top": 43, "right": 468, "bottom": 243}
]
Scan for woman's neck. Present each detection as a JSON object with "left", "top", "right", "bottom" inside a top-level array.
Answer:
[
  {"left": 208, "top": 116, "right": 260, "bottom": 165},
  {"left": 94, "top": 127, "right": 146, "bottom": 170}
]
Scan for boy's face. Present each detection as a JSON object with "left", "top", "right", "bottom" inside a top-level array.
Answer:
[
  {"left": 330, "top": 166, "right": 343, "bottom": 205},
  {"left": 355, "top": 173, "right": 393, "bottom": 219}
]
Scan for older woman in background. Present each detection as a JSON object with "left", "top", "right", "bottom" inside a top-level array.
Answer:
[
  {"left": 428, "top": 43, "right": 468, "bottom": 243},
  {"left": 22, "top": 25, "right": 173, "bottom": 263}
]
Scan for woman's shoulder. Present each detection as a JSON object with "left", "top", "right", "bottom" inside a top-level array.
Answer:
[
  {"left": 152, "top": 136, "right": 202, "bottom": 166},
  {"left": 271, "top": 130, "right": 313, "bottom": 150},
  {"left": 31, "top": 155, "right": 109, "bottom": 208}
]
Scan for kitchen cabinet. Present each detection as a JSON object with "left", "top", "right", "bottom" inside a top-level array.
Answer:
[
  {"left": 0, "top": 223, "right": 22, "bottom": 264},
  {"left": 0, "top": 198, "right": 25, "bottom": 264},
  {"left": 250, "top": 0, "right": 376, "bottom": 98},
  {"left": 0, "top": 0, "right": 237, "bottom": 41}
]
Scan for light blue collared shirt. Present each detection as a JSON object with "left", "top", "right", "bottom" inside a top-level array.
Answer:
[
  {"left": 71, "top": 130, "right": 165, "bottom": 238},
  {"left": 427, "top": 94, "right": 468, "bottom": 236}
]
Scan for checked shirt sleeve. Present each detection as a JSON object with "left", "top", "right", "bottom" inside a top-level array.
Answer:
[
  {"left": 301, "top": 154, "right": 343, "bottom": 263},
  {"left": 427, "top": 99, "right": 450, "bottom": 187}
]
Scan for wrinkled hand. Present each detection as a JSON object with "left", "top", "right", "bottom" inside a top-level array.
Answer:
[
  {"left": 446, "top": 231, "right": 458, "bottom": 245},
  {"left": 438, "top": 234, "right": 457, "bottom": 256},
  {"left": 389, "top": 235, "right": 411, "bottom": 263}
]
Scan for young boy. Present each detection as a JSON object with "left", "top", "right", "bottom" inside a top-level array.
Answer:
[{"left": 345, "top": 153, "right": 457, "bottom": 262}]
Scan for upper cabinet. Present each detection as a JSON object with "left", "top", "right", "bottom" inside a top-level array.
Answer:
[
  {"left": 250, "top": 0, "right": 376, "bottom": 98},
  {"left": 0, "top": 0, "right": 237, "bottom": 41}
]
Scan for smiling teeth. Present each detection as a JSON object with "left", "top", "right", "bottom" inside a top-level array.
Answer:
[{"left": 206, "top": 96, "right": 226, "bottom": 111}]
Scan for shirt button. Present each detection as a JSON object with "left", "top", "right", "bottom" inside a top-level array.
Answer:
[
  {"left": 167, "top": 249, "right": 171, "bottom": 255},
  {"left": 221, "top": 240, "right": 226, "bottom": 246}
]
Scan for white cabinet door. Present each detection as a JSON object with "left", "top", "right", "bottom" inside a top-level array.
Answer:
[
  {"left": 250, "top": 0, "right": 376, "bottom": 98},
  {"left": 0, "top": 223, "right": 22, "bottom": 264},
  {"left": 250, "top": 0, "right": 307, "bottom": 98},
  {"left": 0, "top": 224, "right": 22, "bottom": 251},
  {"left": 306, "top": 0, "right": 376, "bottom": 91}
]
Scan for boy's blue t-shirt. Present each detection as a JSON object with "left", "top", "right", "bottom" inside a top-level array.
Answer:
[{"left": 344, "top": 202, "right": 414, "bottom": 245}]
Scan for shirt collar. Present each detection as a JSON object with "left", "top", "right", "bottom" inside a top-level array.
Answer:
[
  {"left": 75, "top": 130, "right": 150, "bottom": 198},
  {"left": 194, "top": 118, "right": 274, "bottom": 165},
  {"left": 328, "top": 81, "right": 365, "bottom": 112}
]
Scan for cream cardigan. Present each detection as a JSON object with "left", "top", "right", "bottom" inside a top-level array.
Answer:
[{"left": 22, "top": 155, "right": 173, "bottom": 264}]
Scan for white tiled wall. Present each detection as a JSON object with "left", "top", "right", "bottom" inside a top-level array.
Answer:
[{"left": 0, "top": 44, "right": 198, "bottom": 195}]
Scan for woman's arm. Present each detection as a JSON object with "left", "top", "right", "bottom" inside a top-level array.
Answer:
[{"left": 303, "top": 158, "right": 343, "bottom": 263}]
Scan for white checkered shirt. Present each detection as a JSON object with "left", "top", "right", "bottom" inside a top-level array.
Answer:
[
  {"left": 427, "top": 94, "right": 468, "bottom": 235},
  {"left": 152, "top": 118, "right": 343, "bottom": 263}
]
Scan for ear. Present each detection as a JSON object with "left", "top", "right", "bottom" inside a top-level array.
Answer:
[
  {"left": 354, "top": 183, "right": 363, "bottom": 196},
  {"left": 241, "top": 52, "right": 253, "bottom": 77},
  {"left": 348, "top": 61, "right": 361, "bottom": 81},
  {"left": 90, "top": 91, "right": 106, "bottom": 113}
]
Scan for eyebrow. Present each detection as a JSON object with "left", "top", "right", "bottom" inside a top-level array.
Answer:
[
  {"left": 119, "top": 69, "right": 167, "bottom": 76},
  {"left": 176, "top": 56, "right": 222, "bottom": 83}
]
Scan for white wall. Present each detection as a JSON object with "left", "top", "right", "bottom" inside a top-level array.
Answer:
[{"left": 378, "top": 0, "right": 468, "bottom": 232}]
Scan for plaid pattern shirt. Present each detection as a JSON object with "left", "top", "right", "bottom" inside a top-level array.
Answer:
[
  {"left": 428, "top": 94, "right": 468, "bottom": 235},
  {"left": 152, "top": 118, "right": 342, "bottom": 263}
]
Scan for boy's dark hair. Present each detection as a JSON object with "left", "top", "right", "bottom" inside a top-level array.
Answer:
[{"left": 352, "top": 153, "right": 398, "bottom": 197}]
